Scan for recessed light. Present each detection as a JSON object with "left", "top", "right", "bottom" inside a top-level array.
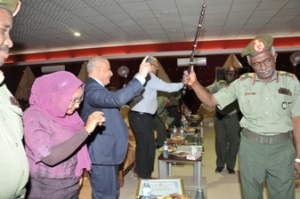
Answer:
[{"left": 74, "top": 32, "right": 81, "bottom": 37}]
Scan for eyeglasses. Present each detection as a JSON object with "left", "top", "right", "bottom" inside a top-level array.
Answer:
[{"left": 70, "top": 96, "right": 83, "bottom": 105}]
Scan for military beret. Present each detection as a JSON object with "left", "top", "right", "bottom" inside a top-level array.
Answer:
[
  {"left": 224, "top": 65, "right": 237, "bottom": 72},
  {"left": 0, "top": 0, "right": 21, "bottom": 16},
  {"left": 241, "top": 35, "right": 274, "bottom": 57}
]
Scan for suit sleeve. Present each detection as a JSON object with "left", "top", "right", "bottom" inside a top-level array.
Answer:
[{"left": 85, "top": 78, "right": 144, "bottom": 108}]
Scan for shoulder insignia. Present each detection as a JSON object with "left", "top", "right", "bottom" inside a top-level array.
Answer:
[
  {"left": 277, "top": 71, "right": 295, "bottom": 83},
  {"left": 239, "top": 72, "right": 254, "bottom": 80},
  {"left": 218, "top": 80, "right": 226, "bottom": 84},
  {"left": 277, "top": 71, "right": 295, "bottom": 78},
  {"left": 240, "top": 72, "right": 256, "bottom": 85}
]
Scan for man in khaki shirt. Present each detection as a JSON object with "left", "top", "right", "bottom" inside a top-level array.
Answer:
[
  {"left": 0, "top": 1, "right": 29, "bottom": 198},
  {"left": 206, "top": 66, "right": 242, "bottom": 174},
  {"left": 183, "top": 35, "right": 300, "bottom": 199}
]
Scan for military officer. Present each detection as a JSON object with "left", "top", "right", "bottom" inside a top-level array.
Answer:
[
  {"left": 0, "top": 1, "right": 30, "bottom": 199},
  {"left": 206, "top": 66, "right": 242, "bottom": 174},
  {"left": 182, "top": 34, "right": 300, "bottom": 199}
]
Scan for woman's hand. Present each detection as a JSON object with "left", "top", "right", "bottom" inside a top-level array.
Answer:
[{"left": 84, "top": 111, "right": 105, "bottom": 134}]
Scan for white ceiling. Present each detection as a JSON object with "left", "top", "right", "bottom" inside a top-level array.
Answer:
[{"left": 10, "top": 0, "right": 300, "bottom": 54}]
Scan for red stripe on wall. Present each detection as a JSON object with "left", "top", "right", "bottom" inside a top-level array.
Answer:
[{"left": 6, "top": 37, "right": 300, "bottom": 64}]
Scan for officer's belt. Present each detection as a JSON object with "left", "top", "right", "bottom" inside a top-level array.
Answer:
[
  {"left": 242, "top": 129, "right": 291, "bottom": 144},
  {"left": 215, "top": 111, "right": 238, "bottom": 120}
]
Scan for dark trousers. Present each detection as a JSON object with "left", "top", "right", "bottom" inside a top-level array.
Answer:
[
  {"left": 166, "top": 106, "right": 181, "bottom": 127},
  {"left": 90, "top": 165, "right": 119, "bottom": 199},
  {"left": 214, "top": 112, "right": 241, "bottom": 169},
  {"left": 153, "top": 114, "right": 167, "bottom": 147},
  {"left": 128, "top": 111, "right": 156, "bottom": 179}
]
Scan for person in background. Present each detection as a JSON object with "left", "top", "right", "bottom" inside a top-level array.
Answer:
[
  {"left": 206, "top": 66, "right": 242, "bottom": 174},
  {"left": 80, "top": 56, "right": 150, "bottom": 199},
  {"left": 0, "top": 1, "right": 30, "bottom": 199},
  {"left": 154, "top": 95, "right": 179, "bottom": 148},
  {"left": 156, "top": 96, "right": 176, "bottom": 128},
  {"left": 129, "top": 56, "right": 184, "bottom": 179},
  {"left": 166, "top": 92, "right": 182, "bottom": 127},
  {"left": 183, "top": 34, "right": 300, "bottom": 199},
  {"left": 153, "top": 112, "right": 167, "bottom": 148},
  {"left": 23, "top": 71, "right": 105, "bottom": 199}
]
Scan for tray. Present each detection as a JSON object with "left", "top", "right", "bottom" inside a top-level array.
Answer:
[
  {"left": 170, "top": 135, "right": 184, "bottom": 140},
  {"left": 171, "top": 151, "right": 189, "bottom": 158},
  {"left": 159, "top": 146, "right": 177, "bottom": 153}
]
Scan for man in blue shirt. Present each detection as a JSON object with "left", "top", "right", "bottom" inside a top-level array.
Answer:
[{"left": 129, "top": 56, "right": 184, "bottom": 179}]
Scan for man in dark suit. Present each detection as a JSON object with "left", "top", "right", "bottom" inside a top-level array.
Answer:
[{"left": 81, "top": 56, "right": 150, "bottom": 199}]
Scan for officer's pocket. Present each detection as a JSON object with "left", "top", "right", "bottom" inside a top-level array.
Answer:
[
  {"left": 275, "top": 94, "right": 293, "bottom": 116},
  {"left": 240, "top": 95, "right": 259, "bottom": 116}
]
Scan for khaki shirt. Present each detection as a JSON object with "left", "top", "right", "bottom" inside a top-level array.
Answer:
[
  {"left": 156, "top": 96, "right": 175, "bottom": 126},
  {"left": 207, "top": 80, "right": 239, "bottom": 116},
  {"left": 214, "top": 71, "right": 300, "bottom": 135},
  {"left": 0, "top": 73, "right": 29, "bottom": 199}
]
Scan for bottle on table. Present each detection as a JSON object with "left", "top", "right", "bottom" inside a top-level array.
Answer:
[
  {"left": 141, "top": 180, "right": 151, "bottom": 199},
  {"left": 188, "top": 109, "right": 192, "bottom": 119},
  {"left": 180, "top": 126, "right": 184, "bottom": 137},
  {"left": 181, "top": 116, "right": 187, "bottom": 129},
  {"left": 172, "top": 125, "right": 177, "bottom": 138},
  {"left": 200, "top": 122, "right": 204, "bottom": 138},
  {"left": 163, "top": 141, "right": 169, "bottom": 158},
  {"left": 195, "top": 188, "right": 206, "bottom": 199}
]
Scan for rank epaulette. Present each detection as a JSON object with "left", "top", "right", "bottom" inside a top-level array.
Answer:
[
  {"left": 277, "top": 71, "right": 295, "bottom": 78},
  {"left": 240, "top": 72, "right": 256, "bottom": 85},
  {"left": 277, "top": 71, "right": 295, "bottom": 83},
  {"left": 218, "top": 80, "right": 226, "bottom": 84},
  {"left": 239, "top": 73, "right": 254, "bottom": 80}
]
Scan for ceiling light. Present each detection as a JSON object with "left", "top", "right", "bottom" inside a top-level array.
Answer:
[{"left": 74, "top": 32, "right": 81, "bottom": 37}]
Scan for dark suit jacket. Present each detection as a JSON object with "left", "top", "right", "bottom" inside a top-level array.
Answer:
[{"left": 81, "top": 77, "right": 144, "bottom": 165}]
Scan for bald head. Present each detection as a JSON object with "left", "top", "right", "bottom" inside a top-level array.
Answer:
[
  {"left": 86, "top": 56, "right": 108, "bottom": 73},
  {"left": 86, "top": 56, "right": 112, "bottom": 86}
]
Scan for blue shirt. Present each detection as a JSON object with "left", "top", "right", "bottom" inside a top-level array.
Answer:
[{"left": 131, "top": 73, "right": 184, "bottom": 114}]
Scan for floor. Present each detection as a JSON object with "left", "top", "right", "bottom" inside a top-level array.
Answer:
[{"left": 79, "top": 122, "right": 300, "bottom": 199}]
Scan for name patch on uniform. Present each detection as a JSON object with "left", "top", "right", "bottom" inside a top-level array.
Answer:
[
  {"left": 244, "top": 91, "right": 256, "bottom": 96},
  {"left": 278, "top": 87, "right": 292, "bottom": 96}
]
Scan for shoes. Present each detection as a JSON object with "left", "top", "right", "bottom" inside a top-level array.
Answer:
[
  {"left": 215, "top": 167, "right": 224, "bottom": 173},
  {"left": 134, "top": 172, "right": 156, "bottom": 180},
  {"left": 227, "top": 168, "right": 235, "bottom": 174},
  {"left": 132, "top": 172, "right": 139, "bottom": 179}
]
